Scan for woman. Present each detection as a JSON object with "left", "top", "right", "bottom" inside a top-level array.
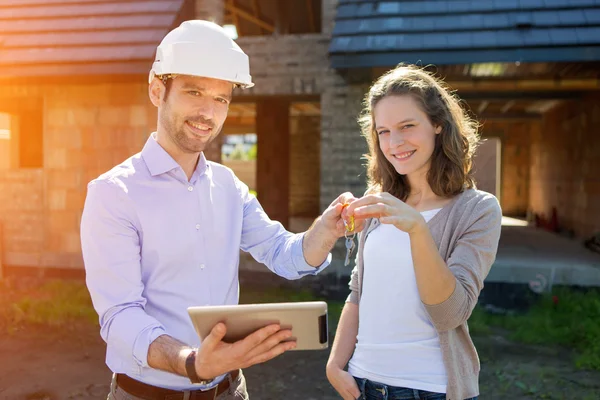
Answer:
[{"left": 326, "top": 64, "right": 501, "bottom": 400}]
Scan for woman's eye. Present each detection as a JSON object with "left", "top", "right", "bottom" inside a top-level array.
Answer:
[
  {"left": 188, "top": 91, "right": 200, "bottom": 96},
  {"left": 377, "top": 130, "right": 389, "bottom": 135},
  {"left": 401, "top": 124, "right": 414, "bottom": 130}
]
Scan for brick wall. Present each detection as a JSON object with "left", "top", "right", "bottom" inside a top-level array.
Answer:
[
  {"left": 320, "top": 82, "right": 369, "bottom": 277},
  {"left": 0, "top": 82, "right": 157, "bottom": 268},
  {"left": 529, "top": 96, "right": 600, "bottom": 238},
  {"left": 234, "top": 34, "right": 331, "bottom": 97},
  {"left": 0, "top": 169, "right": 44, "bottom": 267},
  {"left": 479, "top": 120, "right": 532, "bottom": 216},
  {"left": 320, "top": 82, "right": 369, "bottom": 211}
]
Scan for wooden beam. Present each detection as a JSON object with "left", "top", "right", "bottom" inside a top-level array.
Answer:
[
  {"left": 478, "top": 112, "right": 542, "bottom": 121},
  {"left": 448, "top": 78, "right": 600, "bottom": 92},
  {"left": 459, "top": 91, "right": 583, "bottom": 101},
  {"left": 306, "top": 0, "right": 316, "bottom": 33},
  {"left": 257, "top": 99, "right": 290, "bottom": 227},
  {"left": 477, "top": 100, "right": 489, "bottom": 114},
  {"left": 0, "top": 221, "right": 4, "bottom": 280},
  {"left": 274, "top": 0, "right": 290, "bottom": 34},
  {"left": 224, "top": 2, "right": 274, "bottom": 33},
  {"left": 501, "top": 100, "right": 515, "bottom": 113},
  {"left": 251, "top": 0, "right": 263, "bottom": 34},
  {"left": 526, "top": 100, "right": 563, "bottom": 113},
  {"left": 224, "top": 115, "right": 255, "bottom": 125},
  {"left": 227, "top": 0, "right": 240, "bottom": 34},
  {"left": 222, "top": 123, "right": 256, "bottom": 135}
]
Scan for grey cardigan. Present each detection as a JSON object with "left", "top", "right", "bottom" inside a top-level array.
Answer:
[{"left": 347, "top": 188, "right": 502, "bottom": 400}]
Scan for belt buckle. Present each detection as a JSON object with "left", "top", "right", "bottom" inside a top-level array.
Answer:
[{"left": 186, "top": 384, "right": 219, "bottom": 400}]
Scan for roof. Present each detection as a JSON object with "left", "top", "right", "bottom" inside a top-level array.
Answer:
[
  {"left": 329, "top": 0, "right": 600, "bottom": 69},
  {"left": 0, "top": 0, "right": 192, "bottom": 79}
]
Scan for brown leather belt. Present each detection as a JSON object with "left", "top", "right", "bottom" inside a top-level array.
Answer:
[{"left": 115, "top": 370, "right": 239, "bottom": 400}]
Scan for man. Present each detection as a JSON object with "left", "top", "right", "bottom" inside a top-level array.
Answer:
[{"left": 80, "top": 20, "right": 353, "bottom": 400}]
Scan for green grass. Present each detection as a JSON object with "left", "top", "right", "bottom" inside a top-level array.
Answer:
[
  {"left": 0, "top": 279, "right": 98, "bottom": 333},
  {"left": 468, "top": 287, "right": 600, "bottom": 371},
  {"left": 0, "top": 279, "right": 346, "bottom": 334}
]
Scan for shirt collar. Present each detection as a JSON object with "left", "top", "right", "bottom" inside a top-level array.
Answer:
[{"left": 141, "top": 133, "right": 211, "bottom": 179}]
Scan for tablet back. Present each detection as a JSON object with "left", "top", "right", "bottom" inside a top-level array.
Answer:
[{"left": 187, "top": 301, "right": 328, "bottom": 350}]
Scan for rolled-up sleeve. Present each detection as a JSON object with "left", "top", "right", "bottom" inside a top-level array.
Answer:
[
  {"left": 237, "top": 178, "right": 330, "bottom": 280},
  {"left": 81, "top": 179, "right": 166, "bottom": 374}
]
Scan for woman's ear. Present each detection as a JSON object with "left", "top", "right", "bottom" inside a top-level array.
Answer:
[{"left": 435, "top": 125, "right": 442, "bottom": 135}]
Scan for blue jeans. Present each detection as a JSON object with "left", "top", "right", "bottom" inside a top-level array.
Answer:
[{"left": 353, "top": 377, "right": 478, "bottom": 400}]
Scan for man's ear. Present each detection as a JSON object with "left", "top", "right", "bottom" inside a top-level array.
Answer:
[{"left": 149, "top": 78, "right": 165, "bottom": 107}]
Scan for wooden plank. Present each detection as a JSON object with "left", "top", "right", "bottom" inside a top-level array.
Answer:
[
  {"left": 448, "top": 79, "right": 600, "bottom": 92},
  {"left": 0, "top": 14, "right": 173, "bottom": 33},
  {"left": 0, "top": 1, "right": 181, "bottom": 19},
  {"left": 225, "top": 2, "right": 274, "bottom": 33},
  {"left": 2, "top": 29, "right": 165, "bottom": 48},
  {"left": 228, "top": 0, "right": 240, "bottom": 35},
  {"left": 0, "top": 44, "right": 156, "bottom": 64},
  {"left": 306, "top": 0, "right": 316, "bottom": 33},
  {"left": 251, "top": 0, "right": 263, "bottom": 34},
  {"left": 0, "top": 220, "right": 3, "bottom": 279}
]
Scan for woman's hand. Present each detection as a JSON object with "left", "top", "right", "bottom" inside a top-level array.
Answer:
[
  {"left": 345, "top": 192, "right": 426, "bottom": 234},
  {"left": 326, "top": 365, "right": 361, "bottom": 400}
]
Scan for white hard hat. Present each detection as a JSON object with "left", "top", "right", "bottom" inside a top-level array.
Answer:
[{"left": 149, "top": 20, "right": 254, "bottom": 89}]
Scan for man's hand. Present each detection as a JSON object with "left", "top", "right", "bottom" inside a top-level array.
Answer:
[
  {"left": 195, "top": 323, "right": 296, "bottom": 379},
  {"left": 319, "top": 192, "right": 366, "bottom": 239}
]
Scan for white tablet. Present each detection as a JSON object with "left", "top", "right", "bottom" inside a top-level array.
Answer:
[{"left": 187, "top": 301, "right": 328, "bottom": 350}]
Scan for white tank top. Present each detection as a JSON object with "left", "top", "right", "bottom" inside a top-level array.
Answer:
[{"left": 348, "top": 209, "right": 447, "bottom": 393}]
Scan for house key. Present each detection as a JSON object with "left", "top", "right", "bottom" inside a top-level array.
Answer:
[{"left": 342, "top": 204, "right": 356, "bottom": 266}]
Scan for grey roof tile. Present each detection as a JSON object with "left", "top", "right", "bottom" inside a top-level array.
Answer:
[
  {"left": 377, "top": 2, "right": 400, "bottom": 15},
  {"left": 494, "top": 0, "right": 519, "bottom": 11},
  {"left": 336, "top": 4, "right": 357, "bottom": 19},
  {"left": 521, "top": 29, "right": 552, "bottom": 45},
  {"left": 576, "top": 26, "right": 600, "bottom": 43},
  {"left": 585, "top": 9, "right": 600, "bottom": 23},
  {"left": 549, "top": 28, "right": 579, "bottom": 44},
  {"left": 558, "top": 9, "right": 587, "bottom": 25},
  {"left": 446, "top": 32, "right": 474, "bottom": 48},
  {"left": 475, "top": 0, "right": 496, "bottom": 12},
  {"left": 330, "top": 0, "right": 600, "bottom": 65},
  {"left": 472, "top": 31, "right": 499, "bottom": 47},
  {"left": 533, "top": 11, "right": 561, "bottom": 25},
  {"left": 520, "top": 0, "right": 545, "bottom": 8},
  {"left": 543, "top": 0, "right": 575, "bottom": 6},
  {"left": 449, "top": 1, "right": 473, "bottom": 13},
  {"left": 483, "top": 13, "right": 511, "bottom": 28},
  {"left": 0, "top": 0, "right": 185, "bottom": 76},
  {"left": 421, "top": 33, "right": 448, "bottom": 49}
]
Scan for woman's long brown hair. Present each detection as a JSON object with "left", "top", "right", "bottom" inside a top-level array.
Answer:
[{"left": 360, "top": 64, "right": 480, "bottom": 201}]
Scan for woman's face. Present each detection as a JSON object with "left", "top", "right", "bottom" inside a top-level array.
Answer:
[{"left": 374, "top": 94, "right": 441, "bottom": 178}]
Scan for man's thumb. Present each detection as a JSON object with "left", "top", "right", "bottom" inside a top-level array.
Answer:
[{"left": 203, "top": 322, "right": 226, "bottom": 348}]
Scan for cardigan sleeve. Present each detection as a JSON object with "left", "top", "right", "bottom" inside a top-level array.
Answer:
[{"left": 424, "top": 195, "right": 502, "bottom": 332}]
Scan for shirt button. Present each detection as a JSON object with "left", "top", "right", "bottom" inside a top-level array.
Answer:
[
  {"left": 195, "top": 224, "right": 201, "bottom": 230},
  {"left": 188, "top": 186, "right": 193, "bottom": 192},
  {"left": 200, "top": 264, "right": 206, "bottom": 270}
]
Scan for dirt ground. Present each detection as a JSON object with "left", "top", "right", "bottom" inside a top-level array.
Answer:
[{"left": 1, "top": 322, "right": 600, "bottom": 400}]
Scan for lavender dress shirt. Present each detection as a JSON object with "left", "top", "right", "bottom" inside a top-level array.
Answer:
[{"left": 80, "top": 133, "right": 331, "bottom": 390}]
